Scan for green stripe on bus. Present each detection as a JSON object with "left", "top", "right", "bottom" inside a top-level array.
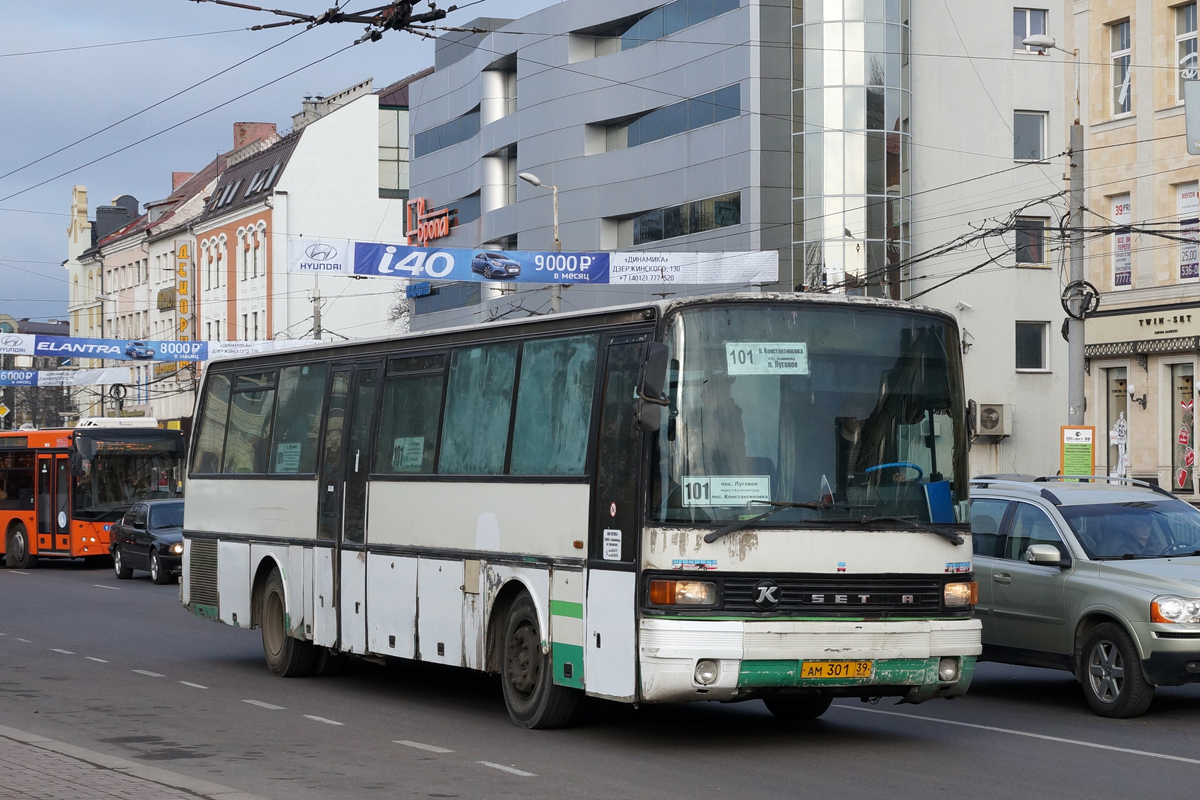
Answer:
[
  {"left": 550, "top": 600, "right": 583, "bottom": 619},
  {"left": 552, "top": 643, "right": 584, "bottom": 689}
]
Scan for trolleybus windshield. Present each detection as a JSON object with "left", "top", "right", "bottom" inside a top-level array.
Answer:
[{"left": 72, "top": 433, "right": 183, "bottom": 519}]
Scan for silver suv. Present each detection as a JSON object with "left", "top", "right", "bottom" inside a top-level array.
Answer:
[{"left": 969, "top": 475, "right": 1200, "bottom": 718}]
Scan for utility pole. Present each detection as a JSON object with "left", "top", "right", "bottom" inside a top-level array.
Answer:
[
  {"left": 1068, "top": 122, "right": 1085, "bottom": 425},
  {"left": 312, "top": 288, "right": 322, "bottom": 341}
]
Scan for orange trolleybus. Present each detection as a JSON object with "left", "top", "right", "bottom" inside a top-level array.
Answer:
[{"left": 0, "top": 421, "right": 184, "bottom": 569}]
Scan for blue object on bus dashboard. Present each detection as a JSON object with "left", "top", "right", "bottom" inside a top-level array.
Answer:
[{"left": 924, "top": 480, "right": 956, "bottom": 524}]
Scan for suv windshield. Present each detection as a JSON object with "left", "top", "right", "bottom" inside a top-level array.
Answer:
[
  {"left": 648, "top": 303, "right": 968, "bottom": 527},
  {"left": 1060, "top": 499, "right": 1200, "bottom": 559}
]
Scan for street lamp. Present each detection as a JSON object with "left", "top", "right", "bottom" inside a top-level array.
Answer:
[
  {"left": 518, "top": 171, "right": 562, "bottom": 313},
  {"left": 1024, "top": 33, "right": 1087, "bottom": 426}
]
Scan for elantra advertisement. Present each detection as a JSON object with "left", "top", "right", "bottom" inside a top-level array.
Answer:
[{"left": 2, "top": 335, "right": 308, "bottom": 364}]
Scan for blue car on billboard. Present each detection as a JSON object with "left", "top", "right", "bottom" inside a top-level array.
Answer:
[
  {"left": 471, "top": 251, "right": 521, "bottom": 280},
  {"left": 125, "top": 341, "right": 156, "bottom": 360}
]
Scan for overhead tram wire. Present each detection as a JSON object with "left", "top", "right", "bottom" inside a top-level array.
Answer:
[
  {"left": 0, "top": 29, "right": 248, "bottom": 58},
  {"left": 0, "top": 28, "right": 309, "bottom": 184},
  {"left": 0, "top": 38, "right": 364, "bottom": 206}
]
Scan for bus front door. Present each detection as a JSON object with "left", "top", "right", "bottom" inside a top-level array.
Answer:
[
  {"left": 35, "top": 454, "right": 71, "bottom": 554},
  {"left": 585, "top": 334, "right": 648, "bottom": 701},
  {"left": 316, "top": 363, "right": 380, "bottom": 654}
]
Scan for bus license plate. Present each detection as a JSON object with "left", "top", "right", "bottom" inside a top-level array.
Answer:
[{"left": 801, "top": 660, "right": 873, "bottom": 679}]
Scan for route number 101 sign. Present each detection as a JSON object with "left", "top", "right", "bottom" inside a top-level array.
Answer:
[{"left": 725, "top": 342, "right": 809, "bottom": 375}]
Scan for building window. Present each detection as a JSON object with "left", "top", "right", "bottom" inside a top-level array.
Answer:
[
  {"left": 1015, "top": 321, "right": 1048, "bottom": 370},
  {"left": 1013, "top": 8, "right": 1047, "bottom": 51},
  {"left": 413, "top": 282, "right": 482, "bottom": 316},
  {"left": 413, "top": 107, "right": 480, "bottom": 159},
  {"left": 605, "top": 85, "right": 740, "bottom": 150},
  {"left": 1015, "top": 218, "right": 1047, "bottom": 264},
  {"left": 379, "top": 106, "right": 411, "bottom": 199},
  {"left": 1106, "top": 367, "right": 1128, "bottom": 476},
  {"left": 591, "top": 0, "right": 740, "bottom": 55},
  {"left": 1111, "top": 20, "right": 1132, "bottom": 116},
  {"left": 451, "top": 192, "right": 482, "bottom": 224},
  {"left": 1013, "top": 111, "right": 1046, "bottom": 160},
  {"left": 629, "top": 192, "right": 741, "bottom": 246},
  {"left": 242, "top": 314, "right": 248, "bottom": 340},
  {"left": 252, "top": 312, "right": 259, "bottom": 341},
  {"left": 1171, "top": 363, "right": 1195, "bottom": 492},
  {"left": 1179, "top": 4, "right": 1198, "bottom": 103}
]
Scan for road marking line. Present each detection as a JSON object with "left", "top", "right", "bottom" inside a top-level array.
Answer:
[
  {"left": 394, "top": 740, "right": 453, "bottom": 753},
  {"left": 86, "top": 657, "right": 108, "bottom": 663},
  {"left": 92, "top": 584, "right": 120, "bottom": 591},
  {"left": 132, "top": 670, "right": 164, "bottom": 678},
  {"left": 178, "top": 681, "right": 207, "bottom": 689},
  {"left": 478, "top": 761, "right": 537, "bottom": 777},
  {"left": 50, "top": 649, "right": 75, "bottom": 655},
  {"left": 10, "top": 571, "right": 30, "bottom": 575},
  {"left": 16, "top": 638, "right": 31, "bottom": 643},
  {"left": 833, "top": 705, "right": 1200, "bottom": 766},
  {"left": 303, "top": 715, "right": 343, "bottom": 726},
  {"left": 0, "top": 633, "right": 6, "bottom": 636},
  {"left": 242, "top": 700, "right": 285, "bottom": 710}
]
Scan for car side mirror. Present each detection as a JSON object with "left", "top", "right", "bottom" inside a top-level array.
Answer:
[
  {"left": 636, "top": 342, "right": 670, "bottom": 433},
  {"left": 1026, "top": 543, "right": 1070, "bottom": 568}
]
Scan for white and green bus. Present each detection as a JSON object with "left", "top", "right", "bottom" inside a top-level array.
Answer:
[{"left": 181, "top": 292, "right": 981, "bottom": 728}]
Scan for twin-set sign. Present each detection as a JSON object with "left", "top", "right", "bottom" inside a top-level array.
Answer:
[{"left": 286, "top": 238, "right": 778, "bottom": 286}]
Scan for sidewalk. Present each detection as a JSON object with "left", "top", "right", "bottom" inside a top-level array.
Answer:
[{"left": 0, "top": 724, "right": 267, "bottom": 800}]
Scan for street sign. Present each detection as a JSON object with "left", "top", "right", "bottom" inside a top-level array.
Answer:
[
  {"left": 1186, "top": 81, "right": 1200, "bottom": 155},
  {"left": 0, "top": 403, "right": 9, "bottom": 418},
  {"left": 1061, "top": 426, "right": 1096, "bottom": 476}
]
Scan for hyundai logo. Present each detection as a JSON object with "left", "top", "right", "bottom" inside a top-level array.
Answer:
[
  {"left": 305, "top": 243, "right": 337, "bottom": 261},
  {"left": 1, "top": 335, "right": 20, "bottom": 347},
  {"left": 753, "top": 579, "right": 781, "bottom": 610}
]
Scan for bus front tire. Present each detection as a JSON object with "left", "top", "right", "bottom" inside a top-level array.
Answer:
[
  {"left": 260, "top": 570, "right": 315, "bottom": 677},
  {"left": 6, "top": 524, "right": 35, "bottom": 570},
  {"left": 763, "top": 694, "right": 833, "bottom": 721},
  {"left": 500, "top": 593, "right": 578, "bottom": 729}
]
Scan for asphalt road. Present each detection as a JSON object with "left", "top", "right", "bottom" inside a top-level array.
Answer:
[{"left": 1, "top": 559, "right": 1199, "bottom": 799}]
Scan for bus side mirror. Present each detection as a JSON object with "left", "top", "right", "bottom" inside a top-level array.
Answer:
[
  {"left": 636, "top": 343, "right": 670, "bottom": 433},
  {"left": 69, "top": 451, "right": 85, "bottom": 477}
]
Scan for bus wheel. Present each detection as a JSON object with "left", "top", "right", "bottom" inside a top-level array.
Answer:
[
  {"left": 500, "top": 593, "right": 578, "bottom": 729},
  {"left": 763, "top": 694, "right": 833, "bottom": 721},
  {"left": 6, "top": 523, "right": 35, "bottom": 570},
  {"left": 260, "top": 570, "right": 315, "bottom": 677}
]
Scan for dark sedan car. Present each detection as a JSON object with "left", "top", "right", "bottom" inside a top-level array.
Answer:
[
  {"left": 470, "top": 251, "right": 521, "bottom": 279},
  {"left": 111, "top": 500, "right": 184, "bottom": 585}
]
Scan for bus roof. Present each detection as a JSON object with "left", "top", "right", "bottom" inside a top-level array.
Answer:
[{"left": 202, "top": 292, "right": 958, "bottom": 369}]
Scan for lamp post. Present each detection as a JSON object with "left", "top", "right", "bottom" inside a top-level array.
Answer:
[
  {"left": 1025, "top": 33, "right": 1086, "bottom": 426},
  {"left": 518, "top": 171, "right": 562, "bottom": 313}
]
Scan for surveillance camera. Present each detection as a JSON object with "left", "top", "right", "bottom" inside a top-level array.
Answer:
[{"left": 955, "top": 301, "right": 973, "bottom": 311}]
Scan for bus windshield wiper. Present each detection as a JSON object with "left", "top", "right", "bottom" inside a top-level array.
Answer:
[
  {"left": 703, "top": 501, "right": 856, "bottom": 543},
  {"left": 849, "top": 515, "right": 965, "bottom": 546}
]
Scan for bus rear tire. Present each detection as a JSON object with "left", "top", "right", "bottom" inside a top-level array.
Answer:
[
  {"left": 260, "top": 570, "right": 315, "bottom": 677},
  {"left": 763, "top": 694, "right": 833, "bottom": 721},
  {"left": 6, "top": 524, "right": 35, "bottom": 570},
  {"left": 500, "top": 593, "right": 578, "bottom": 729}
]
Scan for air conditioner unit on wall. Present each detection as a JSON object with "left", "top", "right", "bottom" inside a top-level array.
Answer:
[{"left": 975, "top": 403, "right": 1012, "bottom": 437}]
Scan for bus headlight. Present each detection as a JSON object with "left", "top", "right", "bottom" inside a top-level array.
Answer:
[
  {"left": 1151, "top": 596, "right": 1200, "bottom": 624},
  {"left": 943, "top": 582, "right": 978, "bottom": 607},
  {"left": 937, "top": 657, "right": 960, "bottom": 682},
  {"left": 649, "top": 579, "right": 717, "bottom": 606},
  {"left": 694, "top": 659, "right": 720, "bottom": 685}
]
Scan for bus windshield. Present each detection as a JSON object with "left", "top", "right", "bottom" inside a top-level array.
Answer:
[
  {"left": 649, "top": 303, "right": 968, "bottom": 527},
  {"left": 73, "top": 434, "right": 183, "bottom": 519}
]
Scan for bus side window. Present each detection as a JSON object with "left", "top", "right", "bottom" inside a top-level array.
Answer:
[
  {"left": 269, "top": 363, "right": 328, "bottom": 475},
  {"left": 509, "top": 334, "right": 599, "bottom": 476},
  {"left": 375, "top": 372, "right": 444, "bottom": 475},
  {"left": 222, "top": 372, "right": 277, "bottom": 475},
  {"left": 192, "top": 374, "right": 232, "bottom": 474},
  {"left": 438, "top": 343, "right": 518, "bottom": 475}
]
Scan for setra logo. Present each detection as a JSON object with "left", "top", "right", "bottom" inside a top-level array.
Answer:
[{"left": 753, "top": 579, "right": 781, "bottom": 610}]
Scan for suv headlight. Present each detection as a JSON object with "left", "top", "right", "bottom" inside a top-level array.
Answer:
[
  {"left": 1151, "top": 596, "right": 1200, "bottom": 624},
  {"left": 943, "top": 581, "right": 978, "bottom": 607},
  {"left": 649, "top": 579, "right": 718, "bottom": 606}
]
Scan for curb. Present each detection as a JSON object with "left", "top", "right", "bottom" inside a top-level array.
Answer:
[{"left": 0, "top": 723, "right": 270, "bottom": 800}]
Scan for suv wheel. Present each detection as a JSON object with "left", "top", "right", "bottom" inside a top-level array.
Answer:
[{"left": 1080, "top": 622, "right": 1154, "bottom": 718}]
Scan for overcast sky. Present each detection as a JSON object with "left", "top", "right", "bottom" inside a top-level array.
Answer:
[{"left": 0, "top": 0, "right": 554, "bottom": 323}]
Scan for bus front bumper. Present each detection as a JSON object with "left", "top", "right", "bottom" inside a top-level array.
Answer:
[{"left": 638, "top": 617, "right": 982, "bottom": 704}]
